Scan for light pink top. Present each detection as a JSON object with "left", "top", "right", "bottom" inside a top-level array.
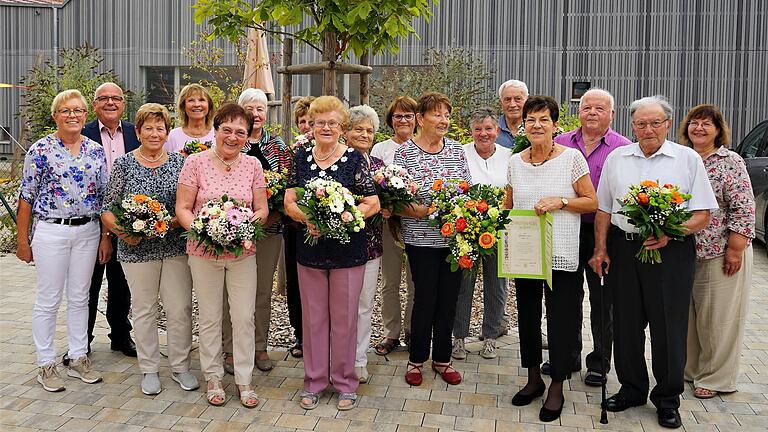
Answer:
[
  {"left": 178, "top": 150, "right": 266, "bottom": 259},
  {"left": 98, "top": 120, "right": 125, "bottom": 173},
  {"left": 164, "top": 127, "right": 215, "bottom": 153}
]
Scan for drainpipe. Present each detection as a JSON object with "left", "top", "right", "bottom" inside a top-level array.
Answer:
[{"left": 52, "top": 3, "right": 59, "bottom": 91}]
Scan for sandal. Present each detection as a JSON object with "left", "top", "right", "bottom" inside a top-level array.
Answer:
[
  {"left": 206, "top": 380, "right": 226, "bottom": 406},
  {"left": 290, "top": 343, "right": 303, "bottom": 358},
  {"left": 299, "top": 390, "right": 320, "bottom": 410},
  {"left": 237, "top": 385, "right": 259, "bottom": 408},
  {"left": 405, "top": 362, "right": 423, "bottom": 386},
  {"left": 337, "top": 392, "right": 358, "bottom": 411},
  {"left": 374, "top": 337, "right": 401, "bottom": 356},
  {"left": 693, "top": 387, "right": 718, "bottom": 399}
]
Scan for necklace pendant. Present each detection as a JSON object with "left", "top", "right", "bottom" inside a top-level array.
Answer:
[{"left": 226, "top": 166, "right": 232, "bottom": 172}]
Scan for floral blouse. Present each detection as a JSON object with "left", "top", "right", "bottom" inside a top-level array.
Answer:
[
  {"left": 19, "top": 135, "right": 107, "bottom": 232},
  {"left": 366, "top": 156, "right": 384, "bottom": 261},
  {"left": 694, "top": 147, "right": 755, "bottom": 260},
  {"left": 102, "top": 153, "right": 187, "bottom": 263}
]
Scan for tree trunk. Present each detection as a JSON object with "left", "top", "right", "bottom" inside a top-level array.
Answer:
[
  {"left": 322, "top": 32, "right": 337, "bottom": 96},
  {"left": 281, "top": 38, "right": 293, "bottom": 146},
  {"left": 360, "top": 51, "right": 370, "bottom": 105}
]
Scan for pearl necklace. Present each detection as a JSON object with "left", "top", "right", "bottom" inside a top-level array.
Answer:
[
  {"left": 136, "top": 148, "right": 166, "bottom": 163},
  {"left": 313, "top": 142, "right": 339, "bottom": 161},
  {"left": 213, "top": 150, "right": 241, "bottom": 172}
]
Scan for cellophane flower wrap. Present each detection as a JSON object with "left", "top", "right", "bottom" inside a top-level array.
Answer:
[
  {"left": 295, "top": 177, "right": 366, "bottom": 246},
  {"left": 264, "top": 169, "right": 288, "bottom": 212},
  {"left": 112, "top": 193, "right": 172, "bottom": 239},
  {"left": 617, "top": 180, "right": 692, "bottom": 264},
  {"left": 372, "top": 164, "right": 420, "bottom": 213},
  {"left": 428, "top": 179, "right": 512, "bottom": 272},
  {"left": 180, "top": 140, "right": 211, "bottom": 157},
  {"left": 184, "top": 195, "right": 266, "bottom": 257}
]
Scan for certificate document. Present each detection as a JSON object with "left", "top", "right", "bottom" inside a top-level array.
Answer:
[{"left": 498, "top": 210, "right": 553, "bottom": 288}]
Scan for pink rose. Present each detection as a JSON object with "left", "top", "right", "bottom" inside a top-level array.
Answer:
[
  {"left": 316, "top": 187, "right": 326, "bottom": 198},
  {"left": 243, "top": 240, "right": 254, "bottom": 250},
  {"left": 341, "top": 211, "right": 354, "bottom": 222}
]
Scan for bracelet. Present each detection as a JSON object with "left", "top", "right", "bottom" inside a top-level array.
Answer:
[{"left": 101, "top": 232, "right": 112, "bottom": 237}]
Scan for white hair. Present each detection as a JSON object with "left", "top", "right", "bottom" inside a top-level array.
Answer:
[
  {"left": 498, "top": 79, "right": 529, "bottom": 98},
  {"left": 94, "top": 82, "right": 123, "bottom": 99},
  {"left": 238, "top": 88, "right": 268, "bottom": 106},
  {"left": 348, "top": 105, "right": 380, "bottom": 132},
  {"left": 579, "top": 88, "right": 615, "bottom": 111},
  {"left": 630, "top": 95, "right": 673, "bottom": 119}
]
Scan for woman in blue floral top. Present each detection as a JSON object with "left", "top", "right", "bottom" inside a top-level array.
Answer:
[
  {"left": 100, "top": 103, "right": 198, "bottom": 396},
  {"left": 16, "top": 89, "right": 108, "bottom": 392}
]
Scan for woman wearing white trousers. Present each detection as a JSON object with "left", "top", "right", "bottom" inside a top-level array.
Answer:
[{"left": 16, "top": 89, "right": 108, "bottom": 392}]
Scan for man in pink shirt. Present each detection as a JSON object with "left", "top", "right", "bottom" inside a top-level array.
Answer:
[{"left": 79, "top": 83, "right": 141, "bottom": 359}]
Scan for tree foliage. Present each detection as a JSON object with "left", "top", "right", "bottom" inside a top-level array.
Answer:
[
  {"left": 193, "top": 0, "right": 435, "bottom": 59},
  {"left": 18, "top": 44, "right": 141, "bottom": 141}
]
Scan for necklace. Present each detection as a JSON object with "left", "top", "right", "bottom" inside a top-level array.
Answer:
[
  {"left": 213, "top": 150, "right": 241, "bottom": 172},
  {"left": 530, "top": 144, "right": 555, "bottom": 167},
  {"left": 136, "top": 148, "right": 165, "bottom": 163},
  {"left": 313, "top": 142, "right": 339, "bottom": 161}
]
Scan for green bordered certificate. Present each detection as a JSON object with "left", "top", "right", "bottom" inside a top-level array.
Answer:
[{"left": 498, "top": 210, "right": 553, "bottom": 288}]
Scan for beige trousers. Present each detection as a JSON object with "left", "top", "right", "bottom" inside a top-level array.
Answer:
[
  {"left": 379, "top": 220, "right": 415, "bottom": 340},
  {"left": 222, "top": 233, "right": 282, "bottom": 352},
  {"left": 121, "top": 255, "right": 193, "bottom": 373},
  {"left": 685, "top": 246, "right": 753, "bottom": 392},
  {"left": 189, "top": 254, "right": 257, "bottom": 385}
]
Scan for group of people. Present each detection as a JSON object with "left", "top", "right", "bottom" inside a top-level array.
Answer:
[{"left": 16, "top": 78, "right": 755, "bottom": 427}]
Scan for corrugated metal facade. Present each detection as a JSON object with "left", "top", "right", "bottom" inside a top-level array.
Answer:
[{"left": 2, "top": 0, "right": 766, "bottom": 143}]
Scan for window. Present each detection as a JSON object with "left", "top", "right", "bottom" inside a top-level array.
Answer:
[
  {"left": 737, "top": 121, "right": 768, "bottom": 159},
  {"left": 571, "top": 81, "right": 591, "bottom": 102},
  {"left": 143, "top": 66, "right": 244, "bottom": 107}
]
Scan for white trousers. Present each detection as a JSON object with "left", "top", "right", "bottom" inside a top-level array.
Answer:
[
  {"left": 356, "top": 257, "right": 382, "bottom": 367},
  {"left": 31, "top": 220, "right": 100, "bottom": 366}
]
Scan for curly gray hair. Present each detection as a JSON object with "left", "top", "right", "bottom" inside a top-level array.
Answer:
[{"left": 348, "top": 105, "right": 380, "bottom": 132}]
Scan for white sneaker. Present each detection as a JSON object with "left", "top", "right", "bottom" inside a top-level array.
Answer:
[
  {"left": 355, "top": 366, "right": 369, "bottom": 383},
  {"left": 67, "top": 356, "right": 102, "bottom": 384},
  {"left": 37, "top": 363, "right": 65, "bottom": 392},
  {"left": 451, "top": 338, "right": 467, "bottom": 360},
  {"left": 480, "top": 339, "right": 498, "bottom": 359}
]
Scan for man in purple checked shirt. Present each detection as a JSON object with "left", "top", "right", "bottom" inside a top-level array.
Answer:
[{"left": 540, "top": 88, "right": 631, "bottom": 387}]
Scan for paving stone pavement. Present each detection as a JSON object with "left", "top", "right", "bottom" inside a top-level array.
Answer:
[{"left": 0, "top": 245, "right": 766, "bottom": 431}]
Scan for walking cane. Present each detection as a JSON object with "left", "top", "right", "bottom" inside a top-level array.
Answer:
[{"left": 599, "top": 268, "right": 608, "bottom": 424}]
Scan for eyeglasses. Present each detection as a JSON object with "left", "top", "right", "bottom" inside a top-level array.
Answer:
[
  {"left": 312, "top": 120, "right": 341, "bottom": 129},
  {"left": 393, "top": 114, "right": 415, "bottom": 121},
  {"left": 633, "top": 118, "right": 669, "bottom": 130},
  {"left": 688, "top": 120, "right": 714, "bottom": 129},
  {"left": 95, "top": 96, "right": 124, "bottom": 103},
  {"left": 218, "top": 127, "right": 249, "bottom": 139},
  {"left": 56, "top": 108, "right": 87, "bottom": 117},
  {"left": 524, "top": 117, "right": 552, "bottom": 126}
]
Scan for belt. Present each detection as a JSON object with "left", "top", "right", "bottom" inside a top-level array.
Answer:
[
  {"left": 610, "top": 225, "right": 640, "bottom": 241},
  {"left": 44, "top": 217, "right": 96, "bottom": 226}
]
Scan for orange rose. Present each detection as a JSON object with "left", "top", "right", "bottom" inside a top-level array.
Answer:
[
  {"left": 478, "top": 232, "right": 496, "bottom": 249},
  {"left": 133, "top": 194, "right": 149, "bottom": 203},
  {"left": 440, "top": 222, "right": 455, "bottom": 237},
  {"left": 464, "top": 199, "right": 477, "bottom": 209},
  {"left": 458, "top": 181, "right": 470, "bottom": 193},
  {"left": 637, "top": 192, "right": 650, "bottom": 205},
  {"left": 458, "top": 255, "right": 474, "bottom": 269},
  {"left": 640, "top": 180, "right": 658, "bottom": 188},
  {"left": 663, "top": 183, "right": 675, "bottom": 189},
  {"left": 475, "top": 200, "right": 489, "bottom": 213},
  {"left": 147, "top": 200, "right": 162, "bottom": 212},
  {"left": 154, "top": 220, "right": 168, "bottom": 233},
  {"left": 432, "top": 179, "right": 444, "bottom": 191}
]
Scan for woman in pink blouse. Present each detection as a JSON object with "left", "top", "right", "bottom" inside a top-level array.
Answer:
[
  {"left": 176, "top": 103, "right": 269, "bottom": 408},
  {"left": 679, "top": 105, "right": 755, "bottom": 399}
]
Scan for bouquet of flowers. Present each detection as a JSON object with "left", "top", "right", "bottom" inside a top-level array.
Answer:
[
  {"left": 184, "top": 195, "right": 266, "bottom": 257},
  {"left": 264, "top": 169, "right": 288, "bottom": 211},
  {"left": 295, "top": 177, "right": 366, "bottom": 245},
  {"left": 428, "top": 180, "right": 511, "bottom": 272},
  {"left": 180, "top": 140, "right": 211, "bottom": 157},
  {"left": 427, "top": 178, "right": 471, "bottom": 221},
  {"left": 617, "top": 180, "right": 692, "bottom": 264},
  {"left": 112, "top": 193, "right": 172, "bottom": 239},
  {"left": 372, "top": 164, "right": 420, "bottom": 213}
]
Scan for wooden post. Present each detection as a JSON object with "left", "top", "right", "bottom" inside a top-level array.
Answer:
[
  {"left": 360, "top": 51, "right": 370, "bottom": 106},
  {"left": 281, "top": 38, "right": 293, "bottom": 146},
  {"left": 322, "top": 32, "right": 337, "bottom": 96}
]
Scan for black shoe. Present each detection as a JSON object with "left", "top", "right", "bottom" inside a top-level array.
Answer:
[
  {"left": 657, "top": 408, "right": 682, "bottom": 429},
  {"left": 584, "top": 370, "right": 607, "bottom": 387},
  {"left": 604, "top": 393, "right": 646, "bottom": 412},
  {"left": 539, "top": 397, "right": 565, "bottom": 422},
  {"left": 541, "top": 361, "right": 581, "bottom": 376},
  {"left": 511, "top": 382, "right": 546, "bottom": 406},
  {"left": 62, "top": 353, "right": 70, "bottom": 367},
  {"left": 110, "top": 339, "right": 137, "bottom": 357}
]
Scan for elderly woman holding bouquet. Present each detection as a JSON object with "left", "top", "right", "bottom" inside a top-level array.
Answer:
[
  {"left": 505, "top": 96, "right": 597, "bottom": 422},
  {"left": 344, "top": 104, "right": 384, "bottom": 383},
  {"left": 392, "top": 92, "right": 471, "bottom": 387},
  {"left": 219, "top": 88, "right": 292, "bottom": 374},
  {"left": 164, "top": 83, "right": 216, "bottom": 154},
  {"left": 679, "top": 105, "right": 755, "bottom": 399},
  {"left": 284, "top": 96, "right": 380, "bottom": 411},
  {"left": 16, "top": 89, "right": 108, "bottom": 392},
  {"left": 176, "top": 103, "right": 269, "bottom": 408},
  {"left": 100, "top": 103, "right": 197, "bottom": 395}
]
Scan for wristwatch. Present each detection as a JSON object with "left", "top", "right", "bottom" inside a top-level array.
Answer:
[{"left": 560, "top": 197, "right": 569, "bottom": 209}]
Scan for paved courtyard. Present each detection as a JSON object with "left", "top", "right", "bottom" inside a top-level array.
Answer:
[{"left": 0, "top": 245, "right": 766, "bottom": 432}]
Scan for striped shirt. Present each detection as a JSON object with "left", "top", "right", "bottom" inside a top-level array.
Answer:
[{"left": 393, "top": 138, "right": 471, "bottom": 248}]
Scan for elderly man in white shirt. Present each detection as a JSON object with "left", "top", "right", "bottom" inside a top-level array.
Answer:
[
  {"left": 451, "top": 108, "right": 511, "bottom": 361},
  {"left": 590, "top": 96, "right": 718, "bottom": 429}
]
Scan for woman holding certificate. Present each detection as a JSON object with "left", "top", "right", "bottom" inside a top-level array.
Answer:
[{"left": 505, "top": 96, "right": 597, "bottom": 422}]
